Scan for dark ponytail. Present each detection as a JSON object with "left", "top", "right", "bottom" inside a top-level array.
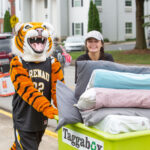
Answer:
[{"left": 100, "top": 41, "right": 105, "bottom": 59}]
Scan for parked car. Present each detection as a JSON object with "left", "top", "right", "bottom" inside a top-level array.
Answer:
[
  {"left": 0, "top": 33, "right": 12, "bottom": 73},
  {"left": 64, "top": 36, "right": 85, "bottom": 52}
]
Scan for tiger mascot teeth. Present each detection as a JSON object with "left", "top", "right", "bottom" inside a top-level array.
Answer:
[{"left": 10, "top": 22, "right": 64, "bottom": 150}]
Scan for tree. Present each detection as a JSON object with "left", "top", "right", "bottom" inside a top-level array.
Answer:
[
  {"left": 88, "top": 0, "right": 94, "bottom": 32},
  {"left": 135, "top": 0, "right": 147, "bottom": 49},
  {"left": 4, "top": 10, "right": 12, "bottom": 32},
  {"left": 93, "top": 4, "right": 101, "bottom": 32},
  {"left": 88, "top": 0, "right": 101, "bottom": 32}
]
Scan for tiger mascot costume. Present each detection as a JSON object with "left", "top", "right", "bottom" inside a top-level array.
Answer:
[{"left": 10, "top": 22, "right": 64, "bottom": 150}]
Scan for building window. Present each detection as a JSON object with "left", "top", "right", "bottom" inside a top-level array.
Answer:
[
  {"left": 44, "top": 0, "right": 48, "bottom": 8},
  {"left": 74, "top": 23, "right": 81, "bottom": 35},
  {"left": 72, "top": 23, "right": 84, "bottom": 35},
  {"left": 74, "top": 0, "right": 80, "bottom": 7},
  {"left": 125, "top": 0, "right": 132, "bottom": 7},
  {"left": 95, "top": 0, "right": 102, "bottom": 6},
  {"left": 72, "top": 0, "right": 83, "bottom": 7},
  {"left": 125, "top": 22, "right": 132, "bottom": 34}
]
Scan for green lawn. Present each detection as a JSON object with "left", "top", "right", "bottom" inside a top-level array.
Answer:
[{"left": 70, "top": 50, "right": 150, "bottom": 65}]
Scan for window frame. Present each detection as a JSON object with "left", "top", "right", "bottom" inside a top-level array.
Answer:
[
  {"left": 74, "top": 23, "right": 82, "bottom": 35},
  {"left": 74, "top": 0, "right": 81, "bottom": 7},
  {"left": 72, "top": 22, "right": 84, "bottom": 36},
  {"left": 125, "top": 0, "right": 132, "bottom": 7},
  {"left": 125, "top": 22, "right": 132, "bottom": 34},
  {"left": 72, "top": 0, "right": 83, "bottom": 7},
  {"left": 95, "top": 0, "right": 102, "bottom": 6}
]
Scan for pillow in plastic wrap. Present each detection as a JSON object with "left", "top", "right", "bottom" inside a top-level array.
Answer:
[
  {"left": 93, "top": 115, "right": 150, "bottom": 134},
  {"left": 80, "top": 107, "right": 150, "bottom": 127},
  {"left": 75, "top": 88, "right": 150, "bottom": 110}
]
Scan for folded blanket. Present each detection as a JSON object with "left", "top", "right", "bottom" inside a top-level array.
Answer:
[
  {"left": 80, "top": 108, "right": 150, "bottom": 126},
  {"left": 87, "top": 69, "right": 150, "bottom": 90},
  {"left": 75, "top": 88, "right": 150, "bottom": 110},
  {"left": 93, "top": 115, "right": 150, "bottom": 134}
]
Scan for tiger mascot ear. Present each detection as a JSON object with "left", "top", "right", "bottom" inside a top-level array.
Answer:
[
  {"left": 14, "top": 22, "right": 23, "bottom": 35},
  {"left": 12, "top": 22, "right": 54, "bottom": 62},
  {"left": 43, "top": 22, "right": 55, "bottom": 36}
]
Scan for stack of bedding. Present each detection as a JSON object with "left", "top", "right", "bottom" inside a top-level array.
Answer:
[
  {"left": 75, "top": 69, "right": 150, "bottom": 134},
  {"left": 56, "top": 61, "right": 150, "bottom": 132}
]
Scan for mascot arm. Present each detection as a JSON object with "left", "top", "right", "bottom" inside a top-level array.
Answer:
[
  {"left": 10, "top": 56, "right": 58, "bottom": 119},
  {"left": 51, "top": 58, "right": 65, "bottom": 107}
]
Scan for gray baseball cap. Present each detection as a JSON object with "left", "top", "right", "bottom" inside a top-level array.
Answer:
[{"left": 85, "top": 30, "right": 103, "bottom": 41}]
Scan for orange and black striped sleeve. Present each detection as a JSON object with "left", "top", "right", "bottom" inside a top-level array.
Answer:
[
  {"left": 10, "top": 56, "right": 55, "bottom": 117},
  {"left": 51, "top": 57, "right": 65, "bottom": 107}
]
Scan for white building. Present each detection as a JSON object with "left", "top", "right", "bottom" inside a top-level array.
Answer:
[
  {"left": 15, "top": 0, "right": 150, "bottom": 41},
  {"left": 15, "top": 0, "right": 69, "bottom": 39}
]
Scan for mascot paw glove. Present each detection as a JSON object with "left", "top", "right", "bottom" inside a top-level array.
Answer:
[{"left": 43, "top": 106, "right": 58, "bottom": 119}]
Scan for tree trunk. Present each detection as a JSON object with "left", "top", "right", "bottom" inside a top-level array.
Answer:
[{"left": 135, "top": 0, "right": 147, "bottom": 49}]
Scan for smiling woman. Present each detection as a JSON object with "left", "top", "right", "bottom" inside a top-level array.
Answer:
[{"left": 75, "top": 30, "right": 114, "bottom": 83}]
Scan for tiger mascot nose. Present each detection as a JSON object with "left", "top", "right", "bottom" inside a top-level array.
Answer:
[{"left": 36, "top": 28, "right": 44, "bottom": 36}]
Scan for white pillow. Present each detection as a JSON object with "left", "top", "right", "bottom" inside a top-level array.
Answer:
[
  {"left": 93, "top": 115, "right": 150, "bottom": 134},
  {"left": 74, "top": 88, "right": 96, "bottom": 110}
]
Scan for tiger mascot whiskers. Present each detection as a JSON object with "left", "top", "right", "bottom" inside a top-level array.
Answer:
[{"left": 9, "top": 22, "right": 64, "bottom": 150}]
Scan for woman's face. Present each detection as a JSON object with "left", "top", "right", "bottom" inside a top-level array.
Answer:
[{"left": 86, "top": 38, "right": 103, "bottom": 53}]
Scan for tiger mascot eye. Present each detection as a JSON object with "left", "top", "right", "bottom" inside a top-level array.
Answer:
[{"left": 10, "top": 22, "right": 64, "bottom": 150}]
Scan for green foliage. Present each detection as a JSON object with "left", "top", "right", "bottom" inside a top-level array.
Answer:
[
  {"left": 88, "top": 0, "right": 94, "bottom": 32},
  {"left": 4, "top": 10, "right": 12, "bottom": 32},
  {"left": 108, "top": 50, "right": 150, "bottom": 64},
  {"left": 70, "top": 51, "right": 85, "bottom": 60},
  {"left": 104, "top": 38, "right": 109, "bottom": 42},
  {"left": 143, "top": 15, "right": 150, "bottom": 27},
  {"left": 93, "top": 4, "right": 101, "bottom": 32},
  {"left": 125, "top": 38, "right": 136, "bottom": 41},
  {"left": 70, "top": 50, "right": 150, "bottom": 64},
  {"left": 88, "top": 0, "right": 101, "bottom": 32}
]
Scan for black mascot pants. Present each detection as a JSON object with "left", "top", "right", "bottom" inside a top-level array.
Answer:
[{"left": 14, "top": 128, "right": 45, "bottom": 150}]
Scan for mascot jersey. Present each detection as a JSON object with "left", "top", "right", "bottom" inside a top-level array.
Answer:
[
  {"left": 13, "top": 57, "right": 52, "bottom": 131},
  {"left": 10, "top": 22, "right": 64, "bottom": 132}
]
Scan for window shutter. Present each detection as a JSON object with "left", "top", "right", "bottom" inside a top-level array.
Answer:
[
  {"left": 81, "top": 23, "right": 84, "bottom": 35},
  {"left": 81, "top": 0, "right": 83, "bottom": 7},
  {"left": 72, "top": 0, "right": 74, "bottom": 7},
  {"left": 72, "top": 23, "right": 74, "bottom": 35}
]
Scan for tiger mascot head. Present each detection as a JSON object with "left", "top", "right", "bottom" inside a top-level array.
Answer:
[{"left": 12, "top": 22, "right": 54, "bottom": 62}]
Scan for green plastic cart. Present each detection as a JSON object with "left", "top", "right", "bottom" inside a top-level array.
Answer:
[{"left": 55, "top": 116, "right": 150, "bottom": 150}]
